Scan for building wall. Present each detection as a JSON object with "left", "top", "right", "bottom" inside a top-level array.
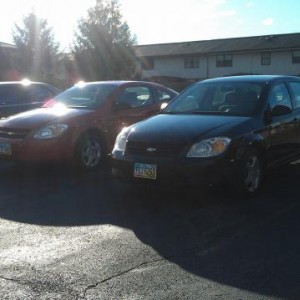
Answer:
[
  {"left": 207, "top": 53, "right": 252, "bottom": 77},
  {"left": 141, "top": 50, "right": 300, "bottom": 80},
  {"left": 251, "top": 51, "right": 300, "bottom": 75},
  {"left": 209, "top": 51, "right": 300, "bottom": 77},
  {"left": 142, "top": 56, "right": 208, "bottom": 79}
]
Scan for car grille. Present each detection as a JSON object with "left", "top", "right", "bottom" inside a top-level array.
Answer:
[
  {"left": 125, "top": 141, "right": 185, "bottom": 158},
  {"left": 0, "top": 127, "right": 31, "bottom": 139}
]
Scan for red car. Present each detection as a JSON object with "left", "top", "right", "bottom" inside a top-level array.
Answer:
[{"left": 0, "top": 81, "right": 178, "bottom": 170}]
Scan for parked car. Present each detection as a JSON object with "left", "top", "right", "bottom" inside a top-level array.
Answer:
[
  {"left": 112, "top": 75, "right": 300, "bottom": 196},
  {"left": 0, "top": 81, "right": 178, "bottom": 169},
  {"left": 0, "top": 80, "right": 60, "bottom": 118}
]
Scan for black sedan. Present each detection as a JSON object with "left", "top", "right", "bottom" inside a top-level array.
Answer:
[
  {"left": 112, "top": 75, "right": 300, "bottom": 196},
  {"left": 0, "top": 80, "right": 59, "bottom": 118}
]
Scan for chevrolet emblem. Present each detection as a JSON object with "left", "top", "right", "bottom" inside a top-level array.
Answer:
[{"left": 146, "top": 148, "right": 157, "bottom": 152}]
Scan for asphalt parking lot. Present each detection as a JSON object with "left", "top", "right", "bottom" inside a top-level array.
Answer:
[{"left": 0, "top": 161, "right": 299, "bottom": 299}]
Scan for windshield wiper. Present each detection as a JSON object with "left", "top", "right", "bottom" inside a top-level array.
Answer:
[
  {"left": 190, "top": 111, "right": 226, "bottom": 115},
  {"left": 66, "top": 105, "right": 89, "bottom": 109},
  {"left": 160, "top": 111, "right": 180, "bottom": 114}
]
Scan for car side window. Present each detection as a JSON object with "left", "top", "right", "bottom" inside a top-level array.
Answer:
[
  {"left": 288, "top": 81, "right": 300, "bottom": 109},
  {"left": 268, "top": 83, "right": 292, "bottom": 110},
  {"left": 116, "top": 86, "right": 154, "bottom": 108},
  {"left": 26, "top": 85, "right": 56, "bottom": 103},
  {"left": 0, "top": 85, "right": 23, "bottom": 104}
]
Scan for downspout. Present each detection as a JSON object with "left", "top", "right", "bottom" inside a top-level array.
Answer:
[{"left": 206, "top": 55, "right": 210, "bottom": 79}]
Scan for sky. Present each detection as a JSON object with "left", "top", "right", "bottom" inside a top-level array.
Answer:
[{"left": 0, "top": 0, "right": 300, "bottom": 50}]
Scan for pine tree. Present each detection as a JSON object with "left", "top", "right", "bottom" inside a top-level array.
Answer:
[
  {"left": 73, "top": 0, "right": 137, "bottom": 81},
  {"left": 12, "top": 12, "right": 61, "bottom": 84}
]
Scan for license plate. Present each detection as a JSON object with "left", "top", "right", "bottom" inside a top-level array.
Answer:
[
  {"left": 0, "top": 143, "right": 12, "bottom": 155},
  {"left": 134, "top": 163, "right": 157, "bottom": 180}
]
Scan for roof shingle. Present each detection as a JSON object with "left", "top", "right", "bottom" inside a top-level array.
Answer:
[{"left": 134, "top": 33, "right": 300, "bottom": 57}]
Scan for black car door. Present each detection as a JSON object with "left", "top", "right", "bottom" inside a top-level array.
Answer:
[{"left": 265, "top": 82, "right": 299, "bottom": 166}]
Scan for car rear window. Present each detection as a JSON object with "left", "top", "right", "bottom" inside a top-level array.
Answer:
[
  {"left": 0, "top": 85, "right": 24, "bottom": 104},
  {"left": 0, "top": 84, "right": 57, "bottom": 105}
]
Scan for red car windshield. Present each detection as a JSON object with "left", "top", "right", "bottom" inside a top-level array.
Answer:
[{"left": 49, "top": 83, "right": 116, "bottom": 109}]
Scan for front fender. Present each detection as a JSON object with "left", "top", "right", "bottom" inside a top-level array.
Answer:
[{"left": 232, "top": 133, "right": 266, "bottom": 162}]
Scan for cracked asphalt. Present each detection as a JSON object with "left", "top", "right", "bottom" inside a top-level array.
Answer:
[{"left": 0, "top": 161, "right": 299, "bottom": 300}]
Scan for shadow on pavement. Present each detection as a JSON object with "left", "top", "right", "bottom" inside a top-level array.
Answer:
[{"left": 0, "top": 161, "right": 299, "bottom": 299}]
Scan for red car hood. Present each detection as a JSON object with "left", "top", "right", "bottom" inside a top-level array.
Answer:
[{"left": 0, "top": 107, "right": 93, "bottom": 129}]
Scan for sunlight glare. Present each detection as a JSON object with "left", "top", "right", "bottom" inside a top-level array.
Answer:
[
  {"left": 75, "top": 81, "right": 86, "bottom": 88},
  {"left": 6, "top": 0, "right": 94, "bottom": 49},
  {"left": 52, "top": 103, "right": 69, "bottom": 116},
  {"left": 21, "top": 78, "right": 31, "bottom": 86},
  {"left": 119, "top": 0, "right": 232, "bottom": 44}
]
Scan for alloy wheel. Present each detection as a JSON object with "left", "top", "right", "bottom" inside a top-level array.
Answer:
[{"left": 81, "top": 137, "right": 102, "bottom": 169}]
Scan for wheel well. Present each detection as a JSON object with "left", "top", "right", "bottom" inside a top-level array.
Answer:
[
  {"left": 235, "top": 140, "right": 266, "bottom": 169},
  {"left": 250, "top": 142, "right": 266, "bottom": 169}
]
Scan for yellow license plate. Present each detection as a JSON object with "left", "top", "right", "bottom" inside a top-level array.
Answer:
[{"left": 134, "top": 163, "right": 157, "bottom": 180}]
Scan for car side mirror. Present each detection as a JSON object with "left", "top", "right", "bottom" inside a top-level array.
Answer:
[{"left": 271, "top": 105, "right": 292, "bottom": 117}]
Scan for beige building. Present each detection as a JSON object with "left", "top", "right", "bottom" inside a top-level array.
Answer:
[
  {"left": 0, "top": 42, "right": 17, "bottom": 80},
  {"left": 134, "top": 33, "right": 300, "bottom": 91}
]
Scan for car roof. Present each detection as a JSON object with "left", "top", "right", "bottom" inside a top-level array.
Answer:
[
  {"left": 0, "top": 81, "right": 48, "bottom": 85},
  {"left": 73, "top": 80, "right": 172, "bottom": 87},
  {"left": 200, "top": 75, "right": 300, "bottom": 84},
  {"left": 0, "top": 81, "right": 56, "bottom": 87},
  {"left": 75, "top": 81, "right": 134, "bottom": 86},
  {"left": 72, "top": 81, "right": 178, "bottom": 94}
]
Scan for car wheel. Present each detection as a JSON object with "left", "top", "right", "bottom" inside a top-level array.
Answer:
[
  {"left": 75, "top": 133, "right": 103, "bottom": 170},
  {"left": 233, "top": 148, "right": 264, "bottom": 197}
]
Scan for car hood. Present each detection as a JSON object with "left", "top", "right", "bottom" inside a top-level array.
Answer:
[
  {"left": 0, "top": 107, "right": 93, "bottom": 129},
  {"left": 127, "top": 114, "right": 252, "bottom": 144}
]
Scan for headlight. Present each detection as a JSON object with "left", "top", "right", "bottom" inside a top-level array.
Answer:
[
  {"left": 113, "top": 127, "right": 129, "bottom": 153},
  {"left": 187, "top": 137, "right": 231, "bottom": 158},
  {"left": 34, "top": 124, "right": 68, "bottom": 139}
]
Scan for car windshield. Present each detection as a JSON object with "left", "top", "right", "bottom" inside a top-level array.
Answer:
[
  {"left": 53, "top": 83, "right": 116, "bottom": 109},
  {"left": 163, "top": 81, "right": 264, "bottom": 116}
]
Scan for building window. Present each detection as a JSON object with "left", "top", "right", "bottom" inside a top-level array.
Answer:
[
  {"left": 216, "top": 54, "right": 232, "bottom": 67},
  {"left": 184, "top": 56, "right": 199, "bottom": 69},
  {"left": 261, "top": 52, "right": 271, "bottom": 65},
  {"left": 292, "top": 51, "right": 300, "bottom": 64},
  {"left": 140, "top": 57, "right": 154, "bottom": 70}
]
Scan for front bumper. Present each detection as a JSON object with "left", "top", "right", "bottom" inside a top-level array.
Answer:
[
  {"left": 112, "top": 151, "right": 235, "bottom": 187},
  {"left": 0, "top": 136, "right": 74, "bottom": 163}
]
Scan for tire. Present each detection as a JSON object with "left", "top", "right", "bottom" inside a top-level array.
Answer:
[
  {"left": 75, "top": 133, "right": 103, "bottom": 170},
  {"left": 232, "top": 148, "right": 264, "bottom": 197}
]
